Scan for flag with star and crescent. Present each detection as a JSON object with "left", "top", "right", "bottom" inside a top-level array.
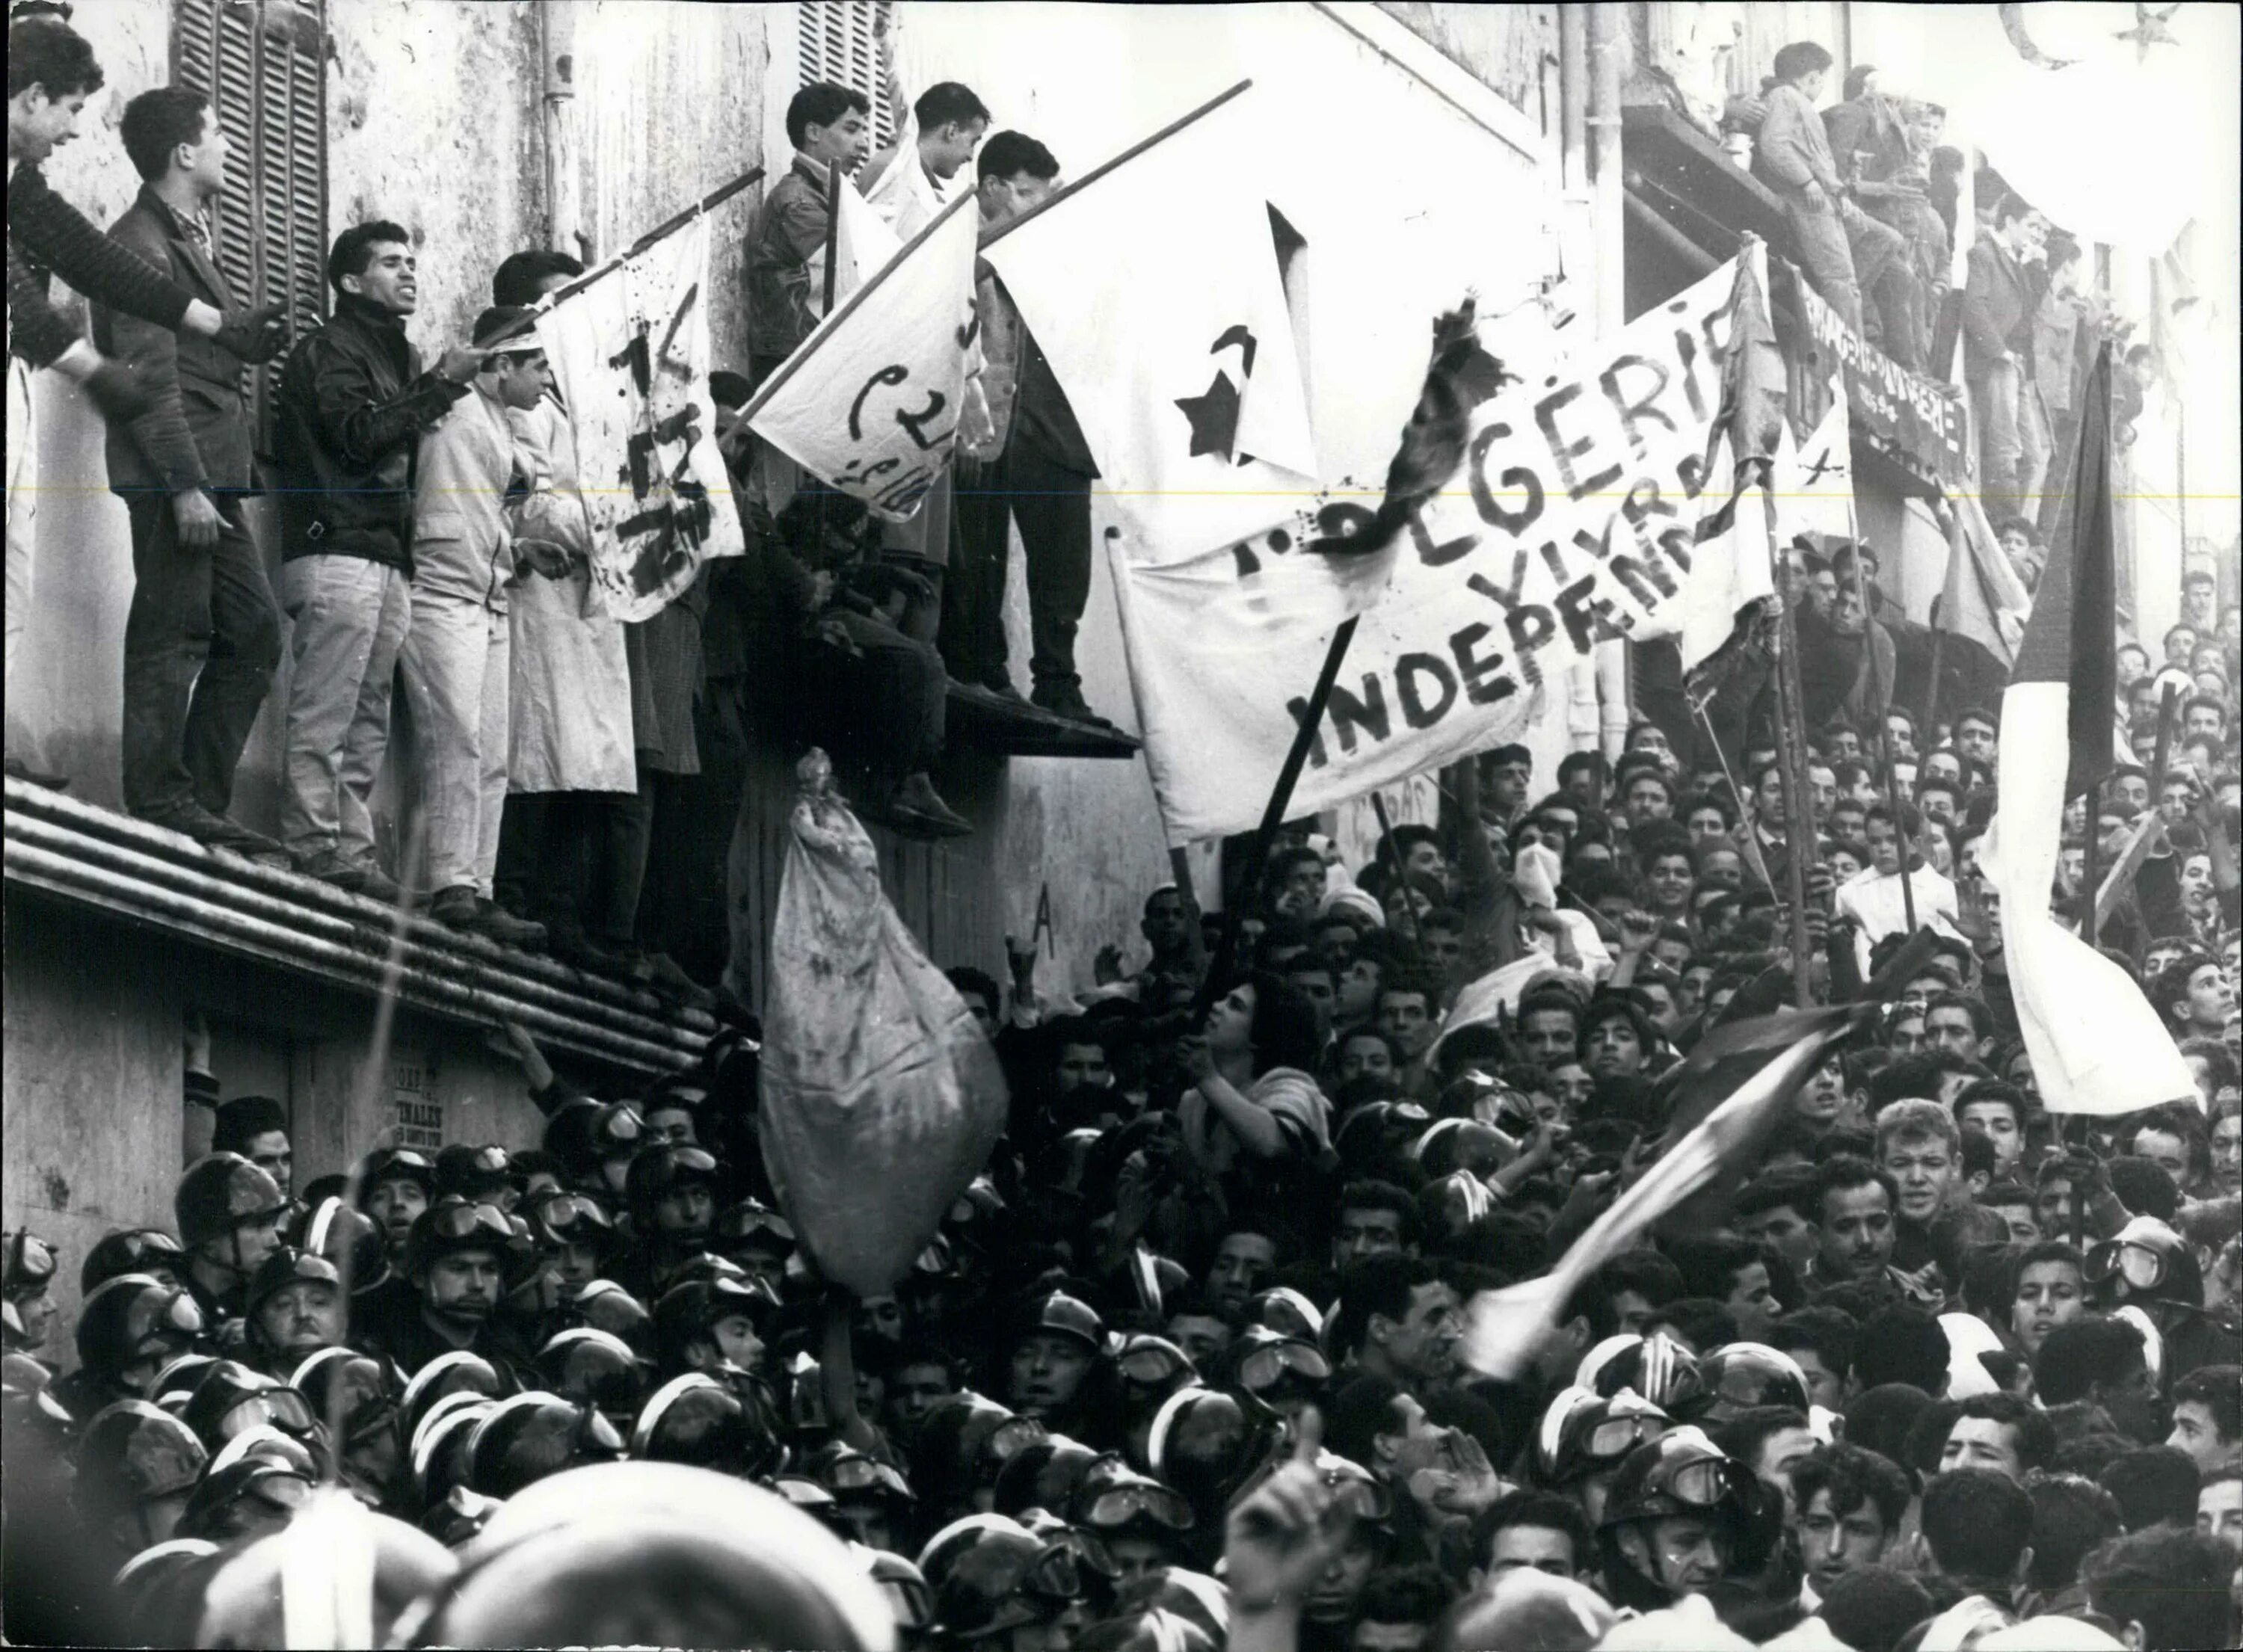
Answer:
[{"left": 978, "top": 90, "right": 1320, "bottom": 572}]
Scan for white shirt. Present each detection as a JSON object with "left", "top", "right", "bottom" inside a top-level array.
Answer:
[{"left": 1834, "top": 863, "right": 1960, "bottom": 973}]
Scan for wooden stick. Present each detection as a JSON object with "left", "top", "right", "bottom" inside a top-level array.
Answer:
[
  {"left": 979, "top": 80, "right": 1253, "bottom": 251},
  {"left": 477, "top": 166, "right": 766, "bottom": 350},
  {"left": 1844, "top": 498, "right": 1913, "bottom": 933},
  {"left": 1193, "top": 616, "right": 1359, "bottom": 1016},
  {"left": 1766, "top": 493, "right": 1818, "bottom": 1009},
  {"left": 1370, "top": 790, "right": 1420, "bottom": 946},
  {"left": 736, "top": 190, "right": 979, "bottom": 425},
  {"left": 821, "top": 160, "right": 844, "bottom": 315},
  {"left": 2094, "top": 811, "right": 2166, "bottom": 935}
]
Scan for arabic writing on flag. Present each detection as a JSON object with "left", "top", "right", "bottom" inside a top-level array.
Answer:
[
  {"left": 746, "top": 192, "right": 981, "bottom": 521},
  {"left": 538, "top": 215, "right": 744, "bottom": 622}
]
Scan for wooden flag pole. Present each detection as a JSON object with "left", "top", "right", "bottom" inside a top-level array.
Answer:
[
  {"left": 1193, "top": 617, "right": 1359, "bottom": 1017},
  {"left": 979, "top": 79, "right": 1253, "bottom": 252},
  {"left": 1844, "top": 497, "right": 1913, "bottom": 934},
  {"left": 2081, "top": 779, "right": 2102, "bottom": 946},
  {"left": 735, "top": 188, "right": 980, "bottom": 426},
  {"left": 1370, "top": 790, "right": 1421, "bottom": 946},
  {"left": 1765, "top": 492, "right": 1818, "bottom": 1009},
  {"left": 476, "top": 166, "right": 766, "bottom": 351},
  {"left": 822, "top": 160, "right": 844, "bottom": 315}
]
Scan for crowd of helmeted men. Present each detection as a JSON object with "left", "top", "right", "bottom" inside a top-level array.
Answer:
[{"left": 1, "top": 690, "right": 2240, "bottom": 1650}]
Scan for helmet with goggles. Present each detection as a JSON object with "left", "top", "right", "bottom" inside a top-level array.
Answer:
[
  {"left": 174, "top": 1155, "right": 286, "bottom": 1251},
  {"left": 2086, "top": 1216, "right": 2201, "bottom": 1309},
  {"left": 76, "top": 1275, "right": 206, "bottom": 1384},
  {"left": 1577, "top": 1331, "right": 1704, "bottom": 1417},
  {"left": 1696, "top": 1343, "right": 1812, "bottom": 1420},
  {"left": 1533, "top": 1385, "right": 1673, "bottom": 1487},
  {"left": 400, "top": 1198, "right": 518, "bottom": 1277},
  {"left": 1596, "top": 1426, "right": 1781, "bottom": 1609},
  {"left": 81, "top": 1229, "right": 185, "bottom": 1295}
]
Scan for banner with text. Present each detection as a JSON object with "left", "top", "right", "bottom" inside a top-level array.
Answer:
[
  {"left": 1115, "top": 259, "right": 1744, "bottom": 845},
  {"left": 1795, "top": 280, "right": 1970, "bottom": 486},
  {"left": 541, "top": 215, "right": 745, "bottom": 622}
]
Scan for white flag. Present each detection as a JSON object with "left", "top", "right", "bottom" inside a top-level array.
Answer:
[
  {"left": 1780, "top": 377, "right": 1853, "bottom": 542},
  {"left": 538, "top": 215, "right": 745, "bottom": 623},
  {"left": 823, "top": 177, "right": 903, "bottom": 308},
  {"left": 746, "top": 191, "right": 980, "bottom": 522},
  {"left": 979, "top": 87, "right": 1318, "bottom": 564},
  {"left": 1460, "top": 1028, "right": 1833, "bottom": 1381}
]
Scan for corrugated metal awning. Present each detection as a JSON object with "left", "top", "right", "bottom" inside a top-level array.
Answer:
[{"left": 3, "top": 778, "right": 713, "bottom": 1083}]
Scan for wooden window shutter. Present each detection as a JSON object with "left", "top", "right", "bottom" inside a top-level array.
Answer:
[
  {"left": 173, "top": 0, "right": 328, "bottom": 456},
  {"left": 794, "top": 1, "right": 898, "bottom": 150}
]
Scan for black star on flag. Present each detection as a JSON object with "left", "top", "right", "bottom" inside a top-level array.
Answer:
[{"left": 1175, "top": 372, "right": 1243, "bottom": 458}]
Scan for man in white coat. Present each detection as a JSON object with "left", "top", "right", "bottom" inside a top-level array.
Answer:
[
  {"left": 399, "top": 306, "right": 554, "bottom": 948},
  {"left": 484, "top": 252, "right": 640, "bottom": 973}
]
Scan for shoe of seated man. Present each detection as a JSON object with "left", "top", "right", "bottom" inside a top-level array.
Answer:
[
  {"left": 642, "top": 951, "right": 716, "bottom": 1011},
  {"left": 884, "top": 771, "right": 972, "bottom": 839}
]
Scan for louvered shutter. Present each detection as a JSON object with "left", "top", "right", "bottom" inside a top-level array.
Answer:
[
  {"left": 173, "top": 0, "right": 328, "bottom": 457},
  {"left": 796, "top": 1, "right": 898, "bottom": 150}
]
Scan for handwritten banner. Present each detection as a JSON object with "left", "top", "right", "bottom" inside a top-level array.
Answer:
[
  {"left": 1795, "top": 280, "right": 1969, "bottom": 484},
  {"left": 747, "top": 191, "right": 981, "bottom": 521},
  {"left": 1113, "top": 259, "right": 1747, "bottom": 845},
  {"left": 541, "top": 215, "right": 745, "bottom": 622}
]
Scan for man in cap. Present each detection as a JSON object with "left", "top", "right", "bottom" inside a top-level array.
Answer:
[
  {"left": 400, "top": 303, "right": 561, "bottom": 948},
  {"left": 173, "top": 1151, "right": 286, "bottom": 1325}
]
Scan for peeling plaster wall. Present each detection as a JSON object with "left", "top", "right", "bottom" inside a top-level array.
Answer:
[
  {"left": 571, "top": 0, "right": 770, "bottom": 369},
  {"left": 326, "top": 0, "right": 544, "bottom": 363},
  {"left": 1375, "top": 1, "right": 1560, "bottom": 128}
]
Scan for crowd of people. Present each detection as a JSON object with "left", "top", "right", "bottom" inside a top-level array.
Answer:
[{"left": 8, "top": 7, "right": 2243, "bottom": 1651}]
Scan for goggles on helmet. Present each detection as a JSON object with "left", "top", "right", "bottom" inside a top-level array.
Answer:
[
  {"left": 1080, "top": 1479, "right": 1195, "bottom": 1532},
  {"left": 1317, "top": 1461, "right": 1395, "bottom": 1523},
  {"left": 425, "top": 1201, "right": 515, "bottom": 1244},
  {"left": 1661, "top": 1453, "right": 1757, "bottom": 1510},
  {"left": 2085, "top": 1241, "right": 2167, "bottom": 1292},
  {"left": 1117, "top": 1343, "right": 1192, "bottom": 1387},
  {"left": 215, "top": 1387, "right": 319, "bottom": 1443},
  {"left": 828, "top": 1452, "right": 914, "bottom": 1501},
  {"left": 982, "top": 1416, "right": 1048, "bottom": 1471},
  {"left": 717, "top": 1203, "right": 795, "bottom": 1245},
  {"left": 1237, "top": 1340, "right": 1329, "bottom": 1394},
  {"left": 7, "top": 1233, "right": 58, "bottom": 1288},
  {"left": 528, "top": 1193, "right": 615, "bottom": 1245}
]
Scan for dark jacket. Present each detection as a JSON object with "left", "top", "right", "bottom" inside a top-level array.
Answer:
[
  {"left": 745, "top": 156, "right": 831, "bottom": 363},
  {"left": 1961, "top": 235, "right": 2032, "bottom": 377},
  {"left": 271, "top": 292, "right": 465, "bottom": 572},
  {"left": 91, "top": 186, "right": 256, "bottom": 499},
  {"left": 7, "top": 161, "right": 195, "bottom": 369}
]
